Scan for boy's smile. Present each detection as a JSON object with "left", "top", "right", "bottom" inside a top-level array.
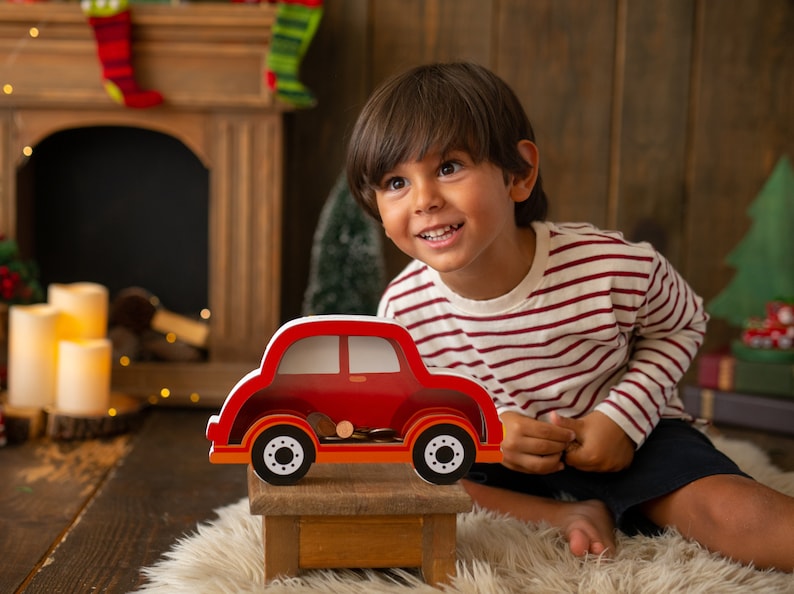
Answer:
[
  {"left": 417, "top": 223, "right": 462, "bottom": 243},
  {"left": 375, "top": 145, "right": 538, "bottom": 300}
]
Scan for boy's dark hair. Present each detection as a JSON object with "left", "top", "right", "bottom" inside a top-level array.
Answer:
[{"left": 346, "top": 62, "right": 548, "bottom": 226}]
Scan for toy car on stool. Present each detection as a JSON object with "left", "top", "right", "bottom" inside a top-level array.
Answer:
[{"left": 206, "top": 315, "right": 503, "bottom": 485}]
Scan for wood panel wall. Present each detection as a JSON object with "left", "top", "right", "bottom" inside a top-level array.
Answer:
[{"left": 281, "top": 0, "right": 793, "bottom": 355}]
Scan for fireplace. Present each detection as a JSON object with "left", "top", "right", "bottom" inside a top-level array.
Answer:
[{"left": 0, "top": 4, "right": 286, "bottom": 405}]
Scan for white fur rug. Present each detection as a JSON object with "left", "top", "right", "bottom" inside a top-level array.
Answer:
[{"left": 134, "top": 435, "right": 794, "bottom": 593}]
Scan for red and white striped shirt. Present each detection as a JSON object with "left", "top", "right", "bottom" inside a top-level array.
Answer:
[{"left": 378, "top": 221, "right": 708, "bottom": 447}]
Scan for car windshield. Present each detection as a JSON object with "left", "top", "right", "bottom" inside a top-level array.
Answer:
[{"left": 278, "top": 335, "right": 339, "bottom": 374}]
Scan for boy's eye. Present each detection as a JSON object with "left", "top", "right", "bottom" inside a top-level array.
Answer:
[
  {"left": 439, "top": 161, "right": 462, "bottom": 176},
  {"left": 383, "top": 176, "right": 406, "bottom": 191}
]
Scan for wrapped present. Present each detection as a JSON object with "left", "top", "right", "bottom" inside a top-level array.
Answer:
[{"left": 682, "top": 386, "right": 794, "bottom": 436}]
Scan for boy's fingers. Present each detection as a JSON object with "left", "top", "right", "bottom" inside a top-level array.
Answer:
[{"left": 548, "top": 411, "right": 578, "bottom": 441}]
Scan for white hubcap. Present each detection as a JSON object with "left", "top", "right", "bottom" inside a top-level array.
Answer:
[
  {"left": 262, "top": 435, "right": 305, "bottom": 475},
  {"left": 423, "top": 434, "right": 465, "bottom": 475}
]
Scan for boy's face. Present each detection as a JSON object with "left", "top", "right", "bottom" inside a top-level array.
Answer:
[{"left": 374, "top": 146, "right": 537, "bottom": 297}]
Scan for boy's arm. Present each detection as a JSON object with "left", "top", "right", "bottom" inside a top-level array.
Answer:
[{"left": 594, "top": 251, "right": 708, "bottom": 447}]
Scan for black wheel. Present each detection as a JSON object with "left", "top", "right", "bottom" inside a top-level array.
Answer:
[
  {"left": 412, "top": 423, "right": 476, "bottom": 485},
  {"left": 250, "top": 425, "right": 315, "bottom": 485}
]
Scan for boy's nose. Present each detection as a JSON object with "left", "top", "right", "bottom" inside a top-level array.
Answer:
[{"left": 413, "top": 185, "right": 442, "bottom": 214}]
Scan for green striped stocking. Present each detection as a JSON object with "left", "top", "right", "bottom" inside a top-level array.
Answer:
[{"left": 266, "top": 0, "right": 324, "bottom": 108}]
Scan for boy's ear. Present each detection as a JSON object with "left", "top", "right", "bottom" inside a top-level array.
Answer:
[{"left": 509, "top": 139, "right": 539, "bottom": 203}]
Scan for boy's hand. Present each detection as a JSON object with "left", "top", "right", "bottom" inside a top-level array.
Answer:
[
  {"left": 550, "top": 411, "right": 635, "bottom": 472},
  {"left": 499, "top": 411, "right": 576, "bottom": 474}
]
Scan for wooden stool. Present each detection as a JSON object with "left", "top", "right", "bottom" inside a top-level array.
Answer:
[{"left": 247, "top": 463, "right": 473, "bottom": 587}]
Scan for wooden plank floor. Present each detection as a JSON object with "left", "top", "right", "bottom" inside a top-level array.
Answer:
[
  {"left": 1, "top": 407, "right": 248, "bottom": 593},
  {"left": 1, "top": 407, "right": 792, "bottom": 593}
]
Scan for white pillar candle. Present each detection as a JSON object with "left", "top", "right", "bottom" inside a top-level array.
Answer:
[
  {"left": 7, "top": 304, "right": 60, "bottom": 408},
  {"left": 55, "top": 338, "right": 112, "bottom": 415},
  {"left": 47, "top": 282, "right": 109, "bottom": 340}
]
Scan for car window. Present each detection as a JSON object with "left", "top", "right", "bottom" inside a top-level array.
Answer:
[
  {"left": 278, "top": 335, "right": 340, "bottom": 374},
  {"left": 348, "top": 336, "right": 400, "bottom": 373}
]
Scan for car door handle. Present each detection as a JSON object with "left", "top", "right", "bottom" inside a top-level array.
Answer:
[{"left": 349, "top": 375, "right": 367, "bottom": 383}]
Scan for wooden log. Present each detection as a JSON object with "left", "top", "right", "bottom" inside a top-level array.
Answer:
[
  {"left": 0, "top": 398, "right": 46, "bottom": 443},
  {"left": 150, "top": 309, "right": 210, "bottom": 349},
  {"left": 46, "top": 394, "right": 146, "bottom": 441}
]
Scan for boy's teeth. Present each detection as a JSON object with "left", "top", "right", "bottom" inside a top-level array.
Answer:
[{"left": 421, "top": 225, "right": 458, "bottom": 240}]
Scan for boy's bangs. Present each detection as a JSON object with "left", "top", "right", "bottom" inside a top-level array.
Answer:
[{"left": 367, "top": 85, "right": 485, "bottom": 186}]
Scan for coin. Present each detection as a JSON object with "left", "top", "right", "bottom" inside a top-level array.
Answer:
[
  {"left": 307, "top": 412, "right": 337, "bottom": 437},
  {"left": 367, "top": 427, "right": 397, "bottom": 442},
  {"left": 335, "top": 419, "right": 355, "bottom": 439}
]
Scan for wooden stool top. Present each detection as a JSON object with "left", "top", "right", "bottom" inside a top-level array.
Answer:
[{"left": 248, "top": 463, "right": 473, "bottom": 516}]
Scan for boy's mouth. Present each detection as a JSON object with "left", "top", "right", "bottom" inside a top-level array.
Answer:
[{"left": 418, "top": 224, "right": 462, "bottom": 242}]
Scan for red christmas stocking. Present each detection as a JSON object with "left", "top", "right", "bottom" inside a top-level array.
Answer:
[{"left": 84, "top": 4, "right": 163, "bottom": 109}]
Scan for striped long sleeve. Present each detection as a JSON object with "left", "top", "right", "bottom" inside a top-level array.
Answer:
[{"left": 378, "top": 221, "right": 708, "bottom": 447}]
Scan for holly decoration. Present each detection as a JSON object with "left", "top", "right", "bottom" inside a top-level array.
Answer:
[{"left": 0, "top": 236, "right": 44, "bottom": 305}]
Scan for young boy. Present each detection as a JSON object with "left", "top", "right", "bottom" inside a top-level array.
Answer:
[{"left": 345, "top": 62, "right": 794, "bottom": 572}]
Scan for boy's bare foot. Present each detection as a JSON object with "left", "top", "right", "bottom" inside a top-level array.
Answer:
[
  {"left": 555, "top": 499, "right": 616, "bottom": 557},
  {"left": 462, "top": 480, "right": 616, "bottom": 558}
]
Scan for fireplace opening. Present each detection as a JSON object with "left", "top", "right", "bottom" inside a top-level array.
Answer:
[
  {"left": 17, "top": 125, "right": 210, "bottom": 362},
  {"left": 17, "top": 125, "right": 209, "bottom": 312}
]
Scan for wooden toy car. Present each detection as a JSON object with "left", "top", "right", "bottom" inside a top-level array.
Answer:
[{"left": 206, "top": 315, "right": 503, "bottom": 485}]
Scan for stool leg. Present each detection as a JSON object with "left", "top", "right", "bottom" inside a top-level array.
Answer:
[
  {"left": 263, "top": 516, "right": 299, "bottom": 582},
  {"left": 421, "top": 514, "right": 458, "bottom": 586}
]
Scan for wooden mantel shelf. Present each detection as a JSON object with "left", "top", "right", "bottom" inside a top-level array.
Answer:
[
  {"left": 0, "top": 3, "right": 279, "bottom": 109},
  {"left": 0, "top": 4, "right": 288, "bottom": 405}
]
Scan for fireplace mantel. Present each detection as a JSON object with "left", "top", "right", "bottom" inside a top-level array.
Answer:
[{"left": 0, "top": 4, "right": 287, "bottom": 405}]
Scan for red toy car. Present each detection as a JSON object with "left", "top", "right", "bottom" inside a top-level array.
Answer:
[
  {"left": 742, "top": 300, "right": 794, "bottom": 350},
  {"left": 206, "top": 315, "right": 503, "bottom": 485}
]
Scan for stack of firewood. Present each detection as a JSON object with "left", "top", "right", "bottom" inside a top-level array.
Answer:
[{"left": 108, "top": 287, "right": 209, "bottom": 363}]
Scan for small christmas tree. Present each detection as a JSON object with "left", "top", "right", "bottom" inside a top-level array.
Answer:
[
  {"left": 302, "top": 173, "right": 386, "bottom": 315},
  {"left": 708, "top": 155, "right": 794, "bottom": 327}
]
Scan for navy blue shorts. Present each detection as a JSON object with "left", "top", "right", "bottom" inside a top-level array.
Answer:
[{"left": 466, "top": 419, "right": 751, "bottom": 535}]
